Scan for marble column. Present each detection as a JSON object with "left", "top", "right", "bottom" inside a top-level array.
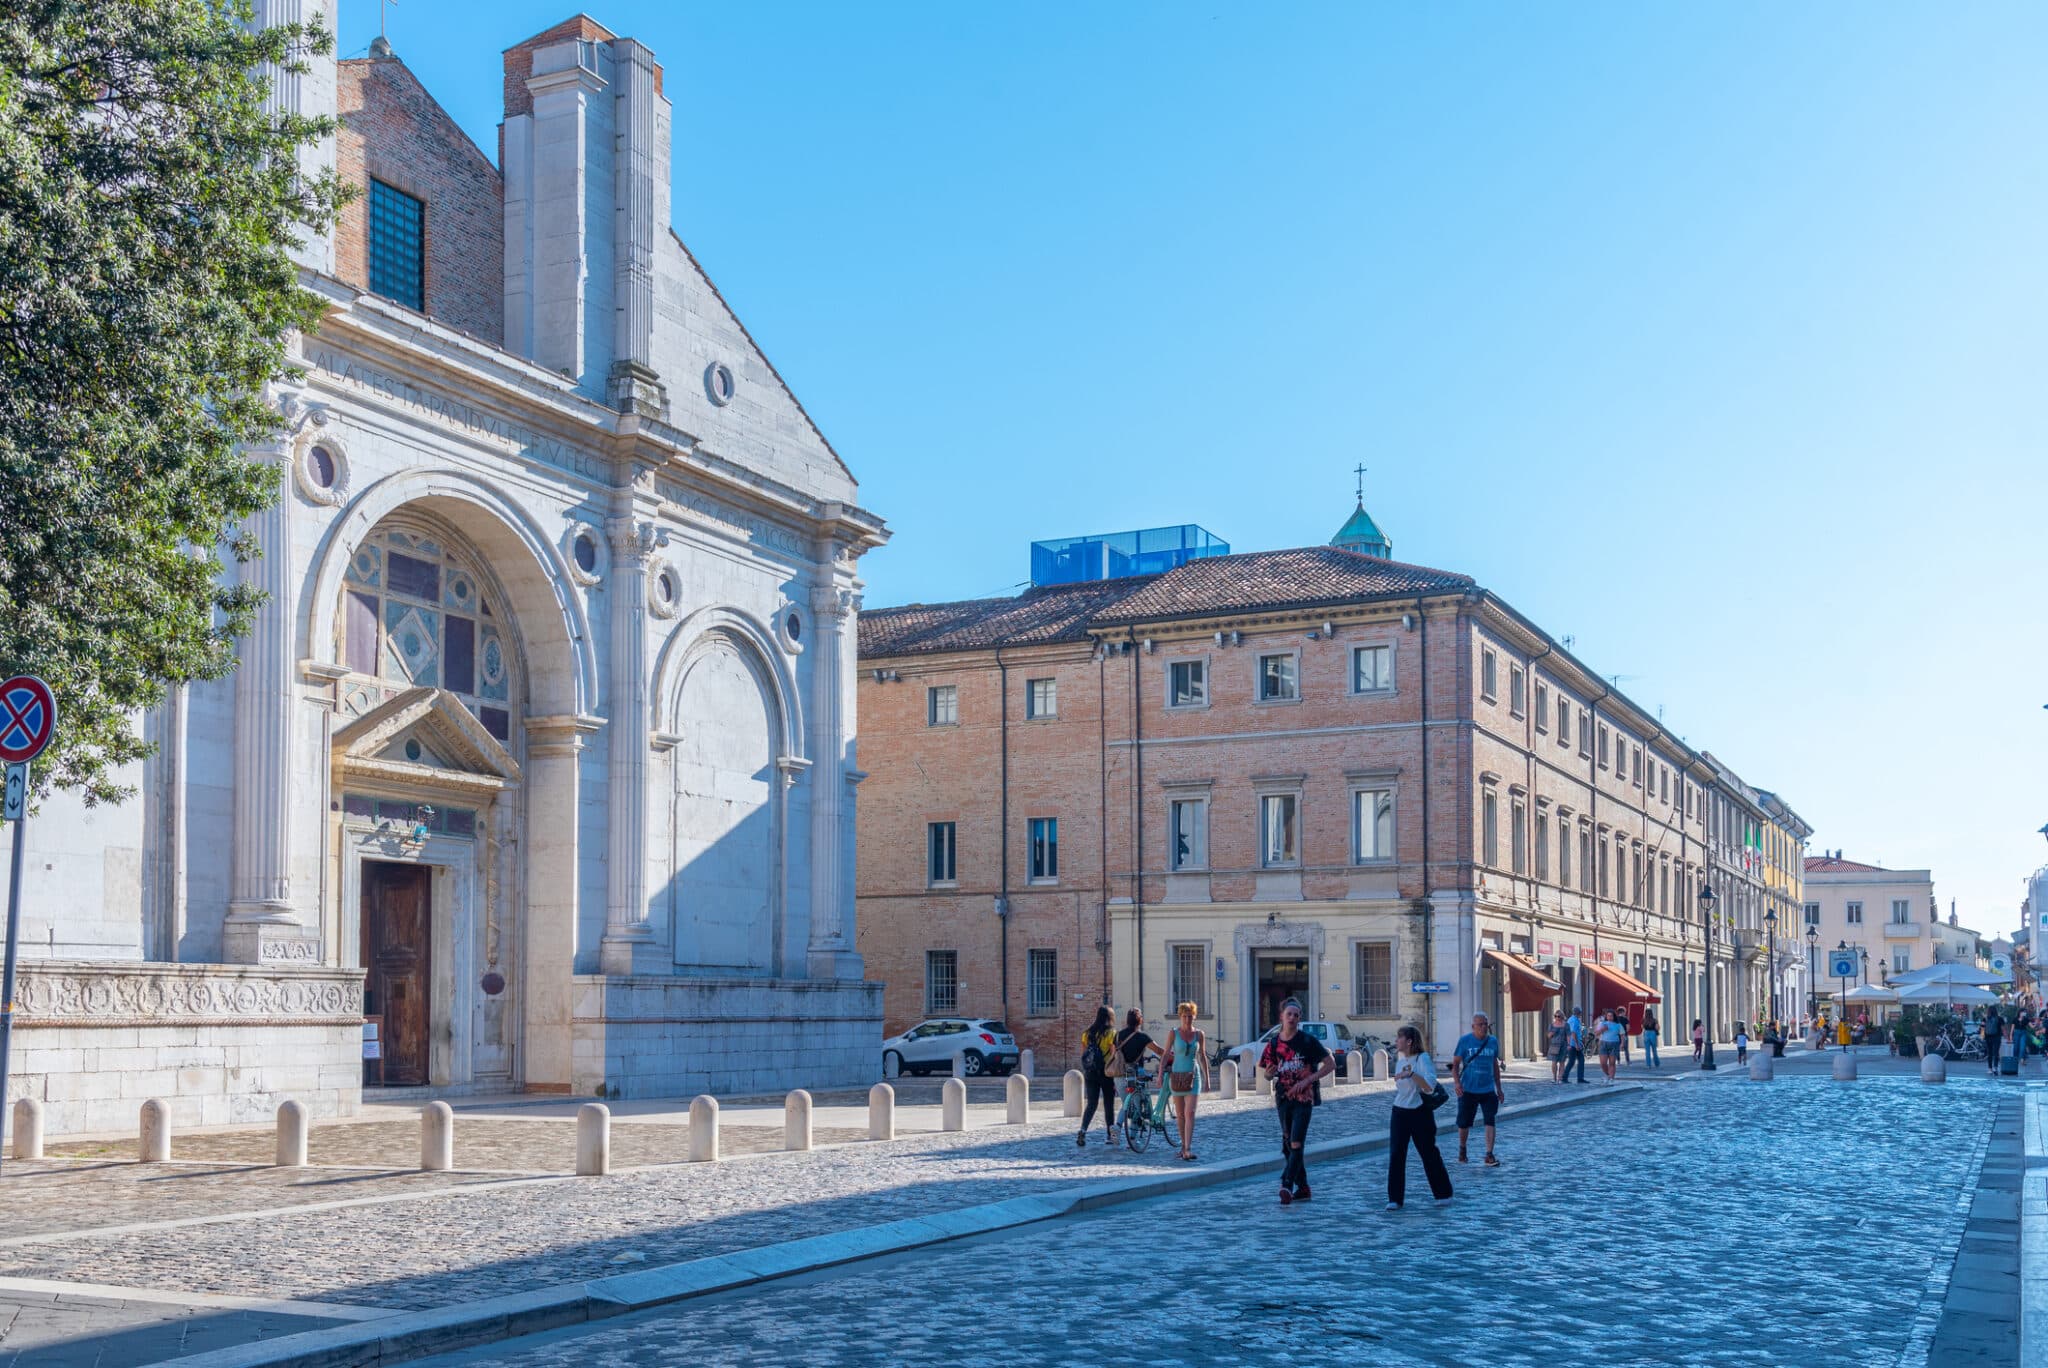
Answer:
[
  {"left": 524, "top": 713, "right": 600, "bottom": 1092},
  {"left": 599, "top": 516, "right": 655, "bottom": 976},
  {"left": 224, "top": 446, "right": 315, "bottom": 965},
  {"left": 606, "top": 38, "right": 668, "bottom": 420},
  {"left": 805, "top": 582, "right": 864, "bottom": 980}
]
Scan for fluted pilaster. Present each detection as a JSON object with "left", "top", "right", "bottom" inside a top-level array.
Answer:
[{"left": 599, "top": 516, "right": 656, "bottom": 975}]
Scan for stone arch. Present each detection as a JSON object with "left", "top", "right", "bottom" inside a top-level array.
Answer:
[
  {"left": 302, "top": 468, "right": 598, "bottom": 718},
  {"left": 650, "top": 606, "right": 804, "bottom": 760}
]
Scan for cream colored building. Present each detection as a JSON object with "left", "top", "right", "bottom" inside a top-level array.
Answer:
[{"left": 1800, "top": 853, "right": 1937, "bottom": 1014}]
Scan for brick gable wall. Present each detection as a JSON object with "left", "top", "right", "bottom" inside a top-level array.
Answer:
[{"left": 335, "top": 56, "right": 504, "bottom": 344}]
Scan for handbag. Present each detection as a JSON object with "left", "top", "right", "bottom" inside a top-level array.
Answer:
[
  {"left": 1105, "top": 1038, "right": 1127, "bottom": 1078},
  {"left": 1167, "top": 1030, "right": 1196, "bottom": 1093},
  {"left": 1420, "top": 1078, "right": 1451, "bottom": 1113}
]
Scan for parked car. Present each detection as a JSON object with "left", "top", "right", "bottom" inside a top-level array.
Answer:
[
  {"left": 882, "top": 1019, "right": 1020, "bottom": 1077},
  {"left": 1224, "top": 1020, "right": 1367, "bottom": 1069}
]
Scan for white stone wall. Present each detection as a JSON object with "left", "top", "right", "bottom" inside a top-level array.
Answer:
[
  {"left": 570, "top": 976, "right": 882, "bottom": 1098},
  {"left": 2, "top": 962, "right": 363, "bottom": 1139}
]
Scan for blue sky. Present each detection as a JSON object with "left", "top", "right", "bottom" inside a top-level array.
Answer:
[{"left": 344, "top": 2, "right": 2047, "bottom": 934}]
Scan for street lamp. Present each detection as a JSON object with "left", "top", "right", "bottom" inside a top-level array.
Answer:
[
  {"left": 1698, "top": 882, "right": 1718, "bottom": 1070},
  {"left": 1806, "top": 925, "right": 1819, "bottom": 1026},
  {"left": 1859, "top": 947, "right": 1869, "bottom": 986},
  {"left": 1765, "top": 907, "right": 1778, "bottom": 1028},
  {"left": 1837, "top": 939, "right": 1852, "bottom": 1029}
]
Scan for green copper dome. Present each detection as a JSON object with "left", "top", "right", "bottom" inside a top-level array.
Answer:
[{"left": 1332, "top": 501, "right": 1392, "bottom": 559}]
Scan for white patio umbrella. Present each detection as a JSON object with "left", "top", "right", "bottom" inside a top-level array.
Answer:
[
  {"left": 1888, "top": 962, "right": 2008, "bottom": 988},
  {"left": 1841, "top": 983, "right": 1898, "bottom": 1004},
  {"left": 1897, "top": 981, "right": 1999, "bottom": 1006}
]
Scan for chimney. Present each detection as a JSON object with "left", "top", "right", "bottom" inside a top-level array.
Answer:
[
  {"left": 256, "top": 0, "right": 338, "bottom": 276},
  {"left": 500, "top": 18, "right": 670, "bottom": 416}
]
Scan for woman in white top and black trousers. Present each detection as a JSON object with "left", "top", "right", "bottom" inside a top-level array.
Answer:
[{"left": 1386, "top": 1024, "right": 1454, "bottom": 1210}]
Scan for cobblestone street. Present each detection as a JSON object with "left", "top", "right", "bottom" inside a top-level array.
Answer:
[{"left": 417, "top": 1075, "right": 2010, "bottom": 1368}]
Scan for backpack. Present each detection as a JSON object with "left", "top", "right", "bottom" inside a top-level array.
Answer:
[{"left": 1081, "top": 1038, "right": 1105, "bottom": 1074}]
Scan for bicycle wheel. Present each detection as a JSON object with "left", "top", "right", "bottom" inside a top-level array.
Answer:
[{"left": 1126, "top": 1099, "right": 1152, "bottom": 1152}]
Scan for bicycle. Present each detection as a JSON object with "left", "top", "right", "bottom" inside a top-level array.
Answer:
[
  {"left": 1934, "top": 1025, "right": 1986, "bottom": 1062},
  {"left": 1117, "top": 1067, "right": 1181, "bottom": 1154}
]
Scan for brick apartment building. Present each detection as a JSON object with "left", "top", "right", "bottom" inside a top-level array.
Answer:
[{"left": 856, "top": 504, "right": 1810, "bottom": 1070}]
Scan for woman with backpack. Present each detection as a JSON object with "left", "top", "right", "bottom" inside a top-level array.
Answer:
[
  {"left": 1077, "top": 1006, "right": 1119, "bottom": 1147},
  {"left": 1385, "top": 1023, "right": 1452, "bottom": 1210}
]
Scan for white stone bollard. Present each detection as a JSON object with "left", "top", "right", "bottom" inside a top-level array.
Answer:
[
  {"left": 1348, "top": 1049, "right": 1368, "bottom": 1083},
  {"left": 1255, "top": 1063, "right": 1271, "bottom": 1095},
  {"left": 1218, "top": 1057, "right": 1238, "bottom": 1099},
  {"left": 1832, "top": 1052, "right": 1858, "bottom": 1081},
  {"left": 275, "top": 1099, "right": 308, "bottom": 1167},
  {"left": 139, "top": 1099, "right": 171, "bottom": 1163},
  {"left": 883, "top": 1051, "right": 901, "bottom": 1080},
  {"left": 952, "top": 1050, "right": 966, "bottom": 1080},
  {"left": 1748, "top": 1053, "right": 1774, "bottom": 1082},
  {"left": 785, "top": 1089, "right": 814, "bottom": 1152},
  {"left": 869, "top": 1083, "right": 895, "bottom": 1141},
  {"left": 1019, "top": 1049, "right": 1036, "bottom": 1079},
  {"left": 689, "top": 1095, "right": 720, "bottom": 1162},
  {"left": 1006, "top": 1073, "right": 1031, "bottom": 1125},
  {"left": 1238, "top": 1056, "right": 1254, "bottom": 1089},
  {"left": 942, "top": 1077, "right": 967, "bottom": 1132},
  {"left": 576, "top": 1102, "right": 611, "bottom": 1176},
  {"left": 1062, "top": 1069, "right": 1084, "bottom": 1118},
  {"left": 11, "top": 1098, "right": 44, "bottom": 1160},
  {"left": 420, "top": 1100, "right": 453, "bottom": 1171},
  {"left": 1920, "top": 1053, "right": 1947, "bottom": 1084}
]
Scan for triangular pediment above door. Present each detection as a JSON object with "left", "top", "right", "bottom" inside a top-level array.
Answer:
[{"left": 331, "top": 687, "right": 521, "bottom": 790}]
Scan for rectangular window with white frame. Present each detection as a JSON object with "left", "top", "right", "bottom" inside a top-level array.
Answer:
[
  {"left": 1480, "top": 648, "right": 1498, "bottom": 701},
  {"left": 1168, "top": 797, "right": 1208, "bottom": 871},
  {"left": 1804, "top": 901, "right": 1820, "bottom": 928},
  {"left": 1633, "top": 746, "right": 1644, "bottom": 786},
  {"left": 1535, "top": 809, "right": 1549, "bottom": 881},
  {"left": 1168, "top": 943, "right": 1209, "bottom": 1015},
  {"left": 1597, "top": 724, "right": 1609, "bottom": 768},
  {"left": 1025, "top": 677, "right": 1057, "bottom": 719},
  {"left": 1578, "top": 709, "right": 1591, "bottom": 757},
  {"left": 1352, "top": 786, "right": 1394, "bottom": 863},
  {"left": 1846, "top": 900, "right": 1863, "bottom": 924},
  {"left": 1481, "top": 788, "right": 1499, "bottom": 867},
  {"left": 1167, "top": 658, "right": 1207, "bottom": 708},
  {"left": 1511, "top": 798, "right": 1527, "bottom": 873},
  {"left": 925, "top": 950, "right": 958, "bottom": 1015},
  {"left": 927, "top": 821, "right": 956, "bottom": 885},
  {"left": 1354, "top": 941, "right": 1393, "bottom": 1016},
  {"left": 1260, "top": 792, "right": 1299, "bottom": 867},
  {"left": 1028, "top": 817, "right": 1058, "bottom": 882},
  {"left": 1350, "top": 644, "right": 1393, "bottom": 694},
  {"left": 1534, "top": 681, "right": 1549, "bottom": 731},
  {"left": 1891, "top": 898, "right": 1910, "bottom": 924},
  {"left": 1558, "top": 697, "right": 1571, "bottom": 747},
  {"left": 1893, "top": 949, "right": 1910, "bottom": 974},
  {"left": 1257, "top": 652, "right": 1299, "bottom": 702},
  {"left": 1508, "top": 666, "right": 1525, "bottom": 717},
  {"left": 1579, "top": 825, "right": 1593, "bottom": 892},
  {"left": 1026, "top": 948, "right": 1058, "bottom": 1016},
  {"left": 1558, "top": 817, "right": 1572, "bottom": 886},
  {"left": 927, "top": 684, "right": 957, "bottom": 727}
]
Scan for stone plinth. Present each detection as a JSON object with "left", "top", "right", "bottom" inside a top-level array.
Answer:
[
  {"left": 569, "top": 976, "right": 881, "bottom": 1100},
  {"left": 4, "top": 961, "right": 365, "bottom": 1139}
]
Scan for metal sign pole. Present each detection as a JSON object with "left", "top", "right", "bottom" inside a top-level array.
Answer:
[{"left": 0, "top": 762, "right": 29, "bottom": 1178}]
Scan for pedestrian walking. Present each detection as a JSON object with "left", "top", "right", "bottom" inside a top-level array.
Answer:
[
  {"left": 1165, "top": 1001, "right": 1213, "bottom": 1163},
  {"left": 1115, "top": 1009, "right": 1159, "bottom": 1072},
  {"left": 1691, "top": 1018, "right": 1705, "bottom": 1063},
  {"left": 1596, "top": 1009, "right": 1624, "bottom": 1082},
  {"left": 1985, "top": 1012, "right": 2004, "bottom": 1076},
  {"left": 1642, "top": 1008, "right": 1661, "bottom": 1069},
  {"left": 1452, "top": 1012, "right": 1505, "bottom": 1167},
  {"left": 1547, "top": 1010, "right": 1571, "bottom": 1083},
  {"left": 1385, "top": 1024, "right": 1453, "bottom": 1210},
  {"left": 1734, "top": 1024, "right": 1749, "bottom": 1066},
  {"left": 1077, "top": 1006, "right": 1118, "bottom": 1147},
  {"left": 1259, "top": 998, "right": 1335, "bottom": 1204},
  {"left": 1563, "top": 1008, "right": 1587, "bottom": 1084}
]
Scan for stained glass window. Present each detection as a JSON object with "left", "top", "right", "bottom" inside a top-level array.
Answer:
[{"left": 340, "top": 526, "right": 515, "bottom": 742}]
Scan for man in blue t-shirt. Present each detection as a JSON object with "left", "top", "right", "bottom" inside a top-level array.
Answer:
[{"left": 1452, "top": 1012, "right": 1506, "bottom": 1167}]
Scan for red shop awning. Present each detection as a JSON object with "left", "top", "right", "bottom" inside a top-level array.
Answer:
[{"left": 1485, "top": 949, "right": 1564, "bottom": 1013}]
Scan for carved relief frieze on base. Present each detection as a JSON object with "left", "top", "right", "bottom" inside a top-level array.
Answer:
[{"left": 13, "top": 960, "right": 364, "bottom": 1027}]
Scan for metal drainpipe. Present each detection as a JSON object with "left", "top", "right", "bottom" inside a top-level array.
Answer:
[
  {"left": 1097, "top": 650, "right": 1110, "bottom": 1001},
  {"left": 1415, "top": 597, "right": 1432, "bottom": 1049},
  {"left": 997, "top": 643, "right": 1010, "bottom": 1021},
  {"left": 1129, "top": 630, "right": 1145, "bottom": 1009}
]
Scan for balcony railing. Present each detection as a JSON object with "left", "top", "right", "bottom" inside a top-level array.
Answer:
[{"left": 1882, "top": 920, "right": 1922, "bottom": 940}]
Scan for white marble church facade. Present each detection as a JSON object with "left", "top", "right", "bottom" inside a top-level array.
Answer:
[{"left": 3, "top": 4, "right": 886, "bottom": 1136}]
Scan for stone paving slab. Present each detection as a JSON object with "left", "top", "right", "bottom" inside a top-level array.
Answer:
[
  {"left": 0, "top": 1290, "right": 347, "bottom": 1368},
  {"left": 0, "top": 1162, "right": 533, "bottom": 1241},
  {"left": 0, "top": 1086, "right": 1403, "bottom": 1312}
]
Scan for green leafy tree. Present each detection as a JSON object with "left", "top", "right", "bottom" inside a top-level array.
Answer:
[{"left": 0, "top": 0, "right": 342, "bottom": 804}]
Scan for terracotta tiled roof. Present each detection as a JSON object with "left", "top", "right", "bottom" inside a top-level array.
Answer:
[
  {"left": 859, "top": 576, "right": 1158, "bottom": 657},
  {"left": 1805, "top": 855, "right": 1887, "bottom": 874},
  {"left": 1089, "top": 546, "right": 1472, "bottom": 625}
]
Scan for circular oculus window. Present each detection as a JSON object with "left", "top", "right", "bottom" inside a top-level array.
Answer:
[
  {"left": 705, "top": 361, "right": 736, "bottom": 407},
  {"left": 572, "top": 530, "right": 599, "bottom": 576}
]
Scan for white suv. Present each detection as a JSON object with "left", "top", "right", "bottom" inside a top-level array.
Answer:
[
  {"left": 882, "top": 1019, "right": 1021, "bottom": 1077},
  {"left": 1225, "top": 1020, "right": 1366, "bottom": 1069}
]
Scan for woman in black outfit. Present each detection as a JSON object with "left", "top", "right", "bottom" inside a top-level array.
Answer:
[{"left": 1078, "top": 1006, "right": 1119, "bottom": 1146}]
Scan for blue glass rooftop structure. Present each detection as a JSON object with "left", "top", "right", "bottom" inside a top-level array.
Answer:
[{"left": 1029, "top": 524, "right": 1229, "bottom": 587}]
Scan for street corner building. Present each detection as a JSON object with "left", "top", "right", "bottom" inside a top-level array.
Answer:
[
  {"left": 0, "top": 5, "right": 888, "bottom": 1138},
  {"left": 854, "top": 505, "right": 1813, "bottom": 1070}
]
